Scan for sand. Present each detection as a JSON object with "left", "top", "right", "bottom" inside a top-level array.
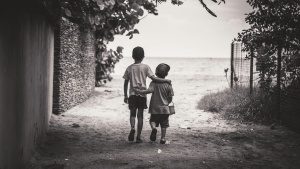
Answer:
[{"left": 26, "top": 75, "right": 300, "bottom": 169}]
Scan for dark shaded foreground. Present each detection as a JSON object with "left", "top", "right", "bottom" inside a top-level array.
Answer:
[
  {"left": 26, "top": 116, "right": 300, "bottom": 169},
  {"left": 26, "top": 78, "right": 300, "bottom": 169}
]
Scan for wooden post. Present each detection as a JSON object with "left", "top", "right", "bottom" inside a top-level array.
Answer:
[
  {"left": 230, "top": 42, "right": 234, "bottom": 89},
  {"left": 250, "top": 48, "right": 254, "bottom": 94},
  {"left": 277, "top": 47, "right": 282, "bottom": 120}
]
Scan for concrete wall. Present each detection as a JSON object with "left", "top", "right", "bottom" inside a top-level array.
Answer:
[
  {"left": 53, "top": 18, "right": 95, "bottom": 114},
  {"left": 0, "top": 5, "right": 54, "bottom": 169}
]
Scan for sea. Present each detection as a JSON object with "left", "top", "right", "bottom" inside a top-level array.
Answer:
[
  {"left": 113, "top": 57, "right": 231, "bottom": 77},
  {"left": 111, "top": 57, "right": 232, "bottom": 94}
]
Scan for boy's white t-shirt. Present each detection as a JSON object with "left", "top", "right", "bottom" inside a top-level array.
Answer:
[
  {"left": 123, "top": 63, "right": 154, "bottom": 97},
  {"left": 148, "top": 82, "right": 174, "bottom": 114}
]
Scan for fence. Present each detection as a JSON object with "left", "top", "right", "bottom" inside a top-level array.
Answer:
[
  {"left": 230, "top": 42, "right": 300, "bottom": 133},
  {"left": 230, "top": 42, "right": 259, "bottom": 89}
]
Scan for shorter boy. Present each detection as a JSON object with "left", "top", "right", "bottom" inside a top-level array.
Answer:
[{"left": 135, "top": 63, "right": 174, "bottom": 144}]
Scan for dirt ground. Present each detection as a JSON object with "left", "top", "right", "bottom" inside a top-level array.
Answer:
[{"left": 26, "top": 76, "right": 300, "bottom": 169}]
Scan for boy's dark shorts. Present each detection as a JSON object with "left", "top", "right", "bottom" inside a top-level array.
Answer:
[
  {"left": 150, "top": 114, "right": 170, "bottom": 128},
  {"left": 128, "top": 95, "right": 147, "bottom": 110}
]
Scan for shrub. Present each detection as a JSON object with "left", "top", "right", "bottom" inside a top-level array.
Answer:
[{"left": 197, "top": 85, "right": 278, "bottom": 124}]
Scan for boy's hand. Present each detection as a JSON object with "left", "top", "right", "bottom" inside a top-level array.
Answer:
[
  {"left": 133, "top": 87, "right": 142, "bottom": 94},
  {"left": 124, "top": 96, "right": 128, "bottom": 104},
  {"left": 166, "top": 79, "right": 172, "bottom": 85}
]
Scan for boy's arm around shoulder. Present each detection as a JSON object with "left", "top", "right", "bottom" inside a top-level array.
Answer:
[
  {"left": 149, "top": 76, "right": 171, "bottom": 84},
  {"left": 145, "top": 64, "right": 171, "bottom": 84}
]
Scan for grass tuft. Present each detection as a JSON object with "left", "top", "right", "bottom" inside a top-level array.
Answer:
[{"left": 197, "top": 86, "right": 278, "bottom": 124}]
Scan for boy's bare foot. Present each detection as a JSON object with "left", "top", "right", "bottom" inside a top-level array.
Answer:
[
  {"left": 136, "top": 137, "right": 143, "bottom": 143},
  {"left": 160, "top": 139, "right": 166, "bottom": 144},
  {"left": 128, "top": 129, "right": 135, "bottom": 141},
  {"left": 150, "top": 128, "right": 157, "bottom": 141}
]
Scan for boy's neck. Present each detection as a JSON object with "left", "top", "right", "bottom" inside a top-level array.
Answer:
[{"left": 134, "top": 60, "right": 142, "bottom": 64}]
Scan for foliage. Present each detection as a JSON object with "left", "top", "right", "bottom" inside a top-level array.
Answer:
[
  {"left": 237, "top": 0, "right": 300, "bottom": 51},
  {"left": 40, "top": 0, "right": 225, "bottom": 84},
  {"left": 235, "top": 0, "right": 300, "bottom": 92},
  {"left": 197, "top": 86, "right": 277, "bottom": 124},
  {"left": 95, "top": 46, "right": 124, "bottom": 86}
]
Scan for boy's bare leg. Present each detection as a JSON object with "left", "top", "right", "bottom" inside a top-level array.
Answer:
[
  {"left": 136, "top": 109, "right": 144, "bottom": 141},
  {"left": 161, "top": 127, "right": 167, "bottom": 141},
  {"left": 150, "top": 121, "right": 157, "bottom": 141},
  {"left": 128, "top": 109, "right": 137, "bottom": 141},
  {"left": 150, "top": 121, "right": 157, "bottom": 129},
  {"left": 130, "top": 109, "right": 136, "bottom": 129}
]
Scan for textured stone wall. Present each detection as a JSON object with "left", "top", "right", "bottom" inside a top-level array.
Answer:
[
  {"left": 53, "top": 18, "right": 95, "bottom": 114},
  {"left": 0, "top": 4, "right": 54, "bottom": 168}
]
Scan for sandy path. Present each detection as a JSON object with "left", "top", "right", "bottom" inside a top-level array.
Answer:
[{"left": 27, "top": 76, "right": 300, "bottom": 169}]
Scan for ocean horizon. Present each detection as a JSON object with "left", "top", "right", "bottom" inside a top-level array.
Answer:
[{"left": 113, "top": 57, "right": 231, "bottom": 77}]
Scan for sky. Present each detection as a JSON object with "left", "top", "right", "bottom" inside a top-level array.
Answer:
[{"left": 108, "top": 0, "right": 253, "bottom": 58}]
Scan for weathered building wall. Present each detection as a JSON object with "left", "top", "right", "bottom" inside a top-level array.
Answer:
[
  {"left": 0, "top": 4, "right": 54, "bottom": 169},
  {"left": 53, "top": 18, "right": 95, "bottom": 114}
]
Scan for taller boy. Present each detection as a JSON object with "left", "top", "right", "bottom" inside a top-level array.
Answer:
[{"left": 123, "top": 46, "right": 171, "bottom": 143}]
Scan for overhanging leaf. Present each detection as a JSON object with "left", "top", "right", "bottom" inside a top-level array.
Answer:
[
  {"left": 137, "top": 8, "right": 144, "bottom": 16},
  {"left": 199, "top": 0, "right": 217, "bottom": 17},
  {"left": 126, "top": 32, "right": 132, "bottom": 36},
  {"left": 65, "top": 8, "right": 72, "bottom": 17},
  {"left": 132, "top": 29, "right": 139, "bottom": 34},
  {"left": 131, "top": 3, "right": 140, "bottom": 11}
]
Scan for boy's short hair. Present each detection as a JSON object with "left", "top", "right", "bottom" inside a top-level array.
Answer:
[
  {"left": 132, "top": 46, "right": 144, "bottom": 60},
  {"left": 155, "top": 63, "right": 170, "bottom": 78}
]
